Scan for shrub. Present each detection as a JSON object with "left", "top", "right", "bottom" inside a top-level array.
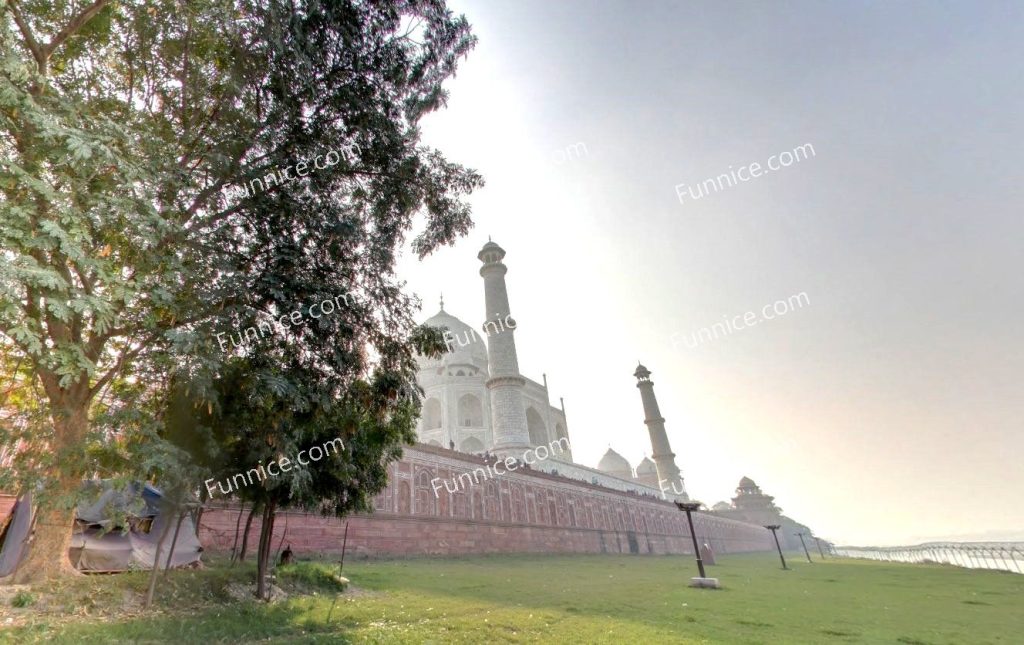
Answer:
[
  {"left": 277, "top": 562, "right": 348, "bottom": 592},
  {"left": 11, "top": 591, "right": 34, "bottom": 608}
]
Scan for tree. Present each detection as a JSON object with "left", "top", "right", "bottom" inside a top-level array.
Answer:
[
  {"left": 0, "top": 0, "right": 480, "bottom": 582},
  {"left": 166, "top": 314, "right": 445, "bottom": 599}
]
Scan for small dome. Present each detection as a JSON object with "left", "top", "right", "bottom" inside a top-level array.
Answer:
[
  {"left": 636, "top": 457, "right": 657, "bottom": 475},
  {"left": 633, "top": 363, "right": 651, "bottom": 380},
  {"left": 422, "top": 309, "right": 488, "bottom": 365},
  {"left": 738, "top": 476, "right": 757, "bottom": 488},
  {"left": 598, "top": 448, "right": 633, "bottom": 477},
  {"left": 712, "top": 501, "right": 732, "bottom": 511},
  {"left": 478, "top": 240, "right": 506, "bottom": 263}
]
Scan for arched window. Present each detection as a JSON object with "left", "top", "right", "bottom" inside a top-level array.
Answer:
[
  {"left": 454, "top": 489, "right": 468, "bottom": 518},
  {"left": 415, "top": 470, "right": 436, "bottom": 515},
  {"left": 512, "top": 487, "right": 525, "bottom": 524},
  {"left": 456, "top": 370, "right": 465, "bottom": 376},
  {"left": 422, "top": 398, "right": 442, "bottom": 430},
  {"left": 458, "top": 394, "right": 483, "bottom": 427},
  {"left": 526, "top": 408, "right": 547, "bottom": 446},
  {"left": 460, "top": 436, "right": 485, "bottom": 453},
  {"left": 485, "top": 482, "right": 500, "bottom": 520},
  {"left": 398, "top": 481, "right": 411, "bottom": 514},
  {"left": 472, "top": 489, "right": 484, "bottom": 519}
]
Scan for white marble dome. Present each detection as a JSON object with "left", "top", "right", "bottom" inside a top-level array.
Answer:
[
  {"left": 636, "top": 457, "right": 657, "bottom": 476},
  {"left": 598, "top": 448, "right": 633, "bottom": 479},
  {"left": 422, "top": 308, "right": 488, "bottom": 370}
]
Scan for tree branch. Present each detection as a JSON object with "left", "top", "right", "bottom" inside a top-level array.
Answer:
[
  {"left": 88, "top": 334, "right": 156, "bottom": 399},
  {"left": 43, "top": 0, "right": 111, "bottom": 60},
  {"left": 7, "top": 0, "right": 46, "bottom": 70}
]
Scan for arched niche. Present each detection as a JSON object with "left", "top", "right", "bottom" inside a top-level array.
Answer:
[
  {"left": 458, "top": 393, "right": 483, "bottom": 427},
  {"left": 422, "top": 398, "right": 443, "bottom": 430},
  {"left": 526, "top": 408, "right": 547, "bottom": 446}
]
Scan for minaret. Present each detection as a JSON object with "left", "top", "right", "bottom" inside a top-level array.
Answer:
[
  {"left": 478, "top": 240, "right": 531, "bottom": 456},
  {"left": 634, "top": 363, "right": 688, "bottom": 500}
]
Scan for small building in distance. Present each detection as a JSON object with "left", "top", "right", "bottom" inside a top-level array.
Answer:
[{"left": 711, "top": 476, "right": 815, "bottom": 551}]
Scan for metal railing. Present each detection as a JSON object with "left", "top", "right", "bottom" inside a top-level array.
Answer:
[{"left": 832, "top": 542, "right": 1024, "bottom": 574}]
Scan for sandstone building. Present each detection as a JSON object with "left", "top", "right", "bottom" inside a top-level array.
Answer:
[{"left": 711, "top": 477, "right": 814, "bottom": 550}]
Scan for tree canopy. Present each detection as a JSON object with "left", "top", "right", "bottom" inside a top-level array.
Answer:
[{"left": 0, "top": 0, "right": 480, "bottom": 582}]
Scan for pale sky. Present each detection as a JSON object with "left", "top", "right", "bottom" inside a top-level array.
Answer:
[{"left": 395, "top": 0, "right": 1024, "bottom": 546}]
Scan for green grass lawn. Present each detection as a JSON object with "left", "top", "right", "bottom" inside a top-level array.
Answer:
[{"left": 2, "top": 552, "right": 1021, "bottom": 643}]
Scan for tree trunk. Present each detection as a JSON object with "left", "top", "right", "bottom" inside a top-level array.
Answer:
[
  {"left": 8, "top": 504, "right": 79, "bottom": 584},
  {"left": 144, "top": 509, "right": 176, "bottom": 608},
  {"left": 273, "top": 512, "right": 289, "bottom": 563},
  {"left": 229, "top": 502, "right": 246, "bottom": 565},
  {"left": 193, "top": 487, "right": 208, "bottom": 530},
  {"left": 239, "top": 502, "right": 260, "bottom": 562},
  {"left": 255, "top": 500, "right": 276, "bottom": 601},
  {"left": 8, "top": 401, "right": 90, "bottom": 583}
]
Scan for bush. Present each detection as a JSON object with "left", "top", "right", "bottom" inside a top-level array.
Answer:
[
  {"left": 277, "top": 561, "right": 348, "bottom": 592},
  {"left": 11, "top": 591, "right": 34, "bottom": 608}
]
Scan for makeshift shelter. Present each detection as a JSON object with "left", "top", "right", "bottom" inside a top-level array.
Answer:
[
  {"left": 0, "top": 491, "right": 34, "bottom": 578},
  {"left": 0, "top": 482, "right": 203, "bottom": 576}
]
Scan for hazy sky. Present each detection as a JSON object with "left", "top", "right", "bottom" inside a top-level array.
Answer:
[{"left": 395, "top": 0, "right": 1024, "bottom": 546}]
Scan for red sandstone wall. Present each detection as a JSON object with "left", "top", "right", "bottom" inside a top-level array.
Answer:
[
  {"left": 201, "top": 507, "right": 770, "bottom": 559},
  {"left": 2, "top": 446, "right": 776, "bottom": 559},
  {"left": 199, "top": 445, "right": 774, "bottom": 558}
]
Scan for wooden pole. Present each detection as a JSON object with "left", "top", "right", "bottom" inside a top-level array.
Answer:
[
  {"left": 162, "top": 510, "right": 186, "bottom": 576},
  {"left": 339, "top": 521, "right": 350, "bottom": 574}
]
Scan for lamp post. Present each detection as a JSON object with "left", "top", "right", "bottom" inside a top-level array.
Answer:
[
  {"left": 675, "top": 501, "right": 719, "bottom": 588},
  {"left": 814, "top": 536, "right": 826, "bottom": 559},
  {"left": 764, "top": 525, "right": 788, "bottom": 570},
  {"left": 795, "top": 531, "right": 813, "bottom": 563}
]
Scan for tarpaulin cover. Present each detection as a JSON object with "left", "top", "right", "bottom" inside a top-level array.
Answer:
[
  {"left": 69, "top": 481, "right": 202, "bottom": 572},
  {"left": 0, "top": 491, "right": 33, "bottom": 578},
  {"left": 1, "top": 482, "right": 202, "bottom": 575},
  {"left": 69, "top": 513, "right": 203, "bottom": 572}
]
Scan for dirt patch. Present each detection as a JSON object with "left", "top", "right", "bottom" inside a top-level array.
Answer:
[{"left": 224, "top": 582, "right": 287, "bottom": 603}]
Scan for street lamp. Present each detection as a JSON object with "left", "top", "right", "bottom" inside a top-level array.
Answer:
[
  {"left": 764, "top": 525, "right": 788, "bottom": 570},
  {"left": 675, "top": 501, "right": 719, "bottom": 588},
  {"left": 795, "top": 531, "right": 813, "bottom": 563}
]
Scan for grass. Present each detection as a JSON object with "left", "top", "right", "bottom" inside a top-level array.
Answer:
[{"left": 1, "top": 552, "right": 1021, "bottom": 643}]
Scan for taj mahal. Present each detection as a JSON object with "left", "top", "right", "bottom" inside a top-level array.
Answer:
[
  {"left": 194, "top": 239, "right": 816, "bottom": 558},
  {"left": 413, "top": 239, "right": 689, "bottom": 500}
]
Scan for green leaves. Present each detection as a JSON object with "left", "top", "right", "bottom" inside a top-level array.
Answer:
[{"left": 1, "top": 0, "right": 481, "bottom": 542}]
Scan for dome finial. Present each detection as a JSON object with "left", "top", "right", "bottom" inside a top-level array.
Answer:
[{"left": 439, "top": 293, "right": 445, "bottom": 311}]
